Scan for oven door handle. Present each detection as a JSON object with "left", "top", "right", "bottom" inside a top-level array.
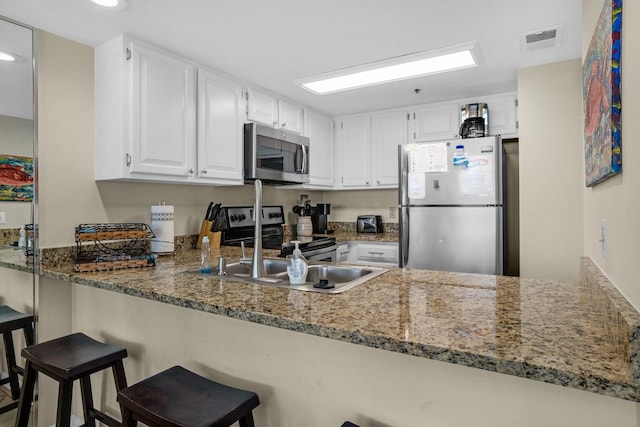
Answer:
[{"left": 300, "top": 244, "right": 338, "bottom": 258}]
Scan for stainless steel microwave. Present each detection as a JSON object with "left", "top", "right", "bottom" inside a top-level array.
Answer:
[{"left": 244, "top": 123, "right": 310, "bottom": 185}]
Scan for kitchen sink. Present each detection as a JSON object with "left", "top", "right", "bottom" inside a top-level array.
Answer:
[{"left": 187, "top": 258, "right": 388, "bottom": 294}]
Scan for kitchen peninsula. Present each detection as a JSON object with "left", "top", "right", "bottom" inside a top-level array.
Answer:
[{"left": 5, "top": 242, "right": 637, "bottom": 427}]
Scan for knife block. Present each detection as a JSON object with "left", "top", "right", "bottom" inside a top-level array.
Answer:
[{"left": 196, "top": 220, "right": 221, "bottom": 249}]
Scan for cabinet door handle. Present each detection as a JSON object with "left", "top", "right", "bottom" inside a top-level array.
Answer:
[
  {"left": 188, "top": 169, "right": 194, "bottom": 175},
  {"left": 125, "top": 153, "right": 131, "bottom": 166},
  {"left": 273, "top": 121, "right": 278, "bottom": 127},
  {"left": 281, "top": 122, "right": 286, "bottom": 128},
  {"left": 201, "top": 169, "right": 207, "bottom": 174}
]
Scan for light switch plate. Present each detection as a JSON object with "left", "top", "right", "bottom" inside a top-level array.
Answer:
[{"left": 0, "top": 212, "right": 6, "bottom": 224}]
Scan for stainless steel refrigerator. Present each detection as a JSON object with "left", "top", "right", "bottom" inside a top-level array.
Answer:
[{"left": 398, "top": 137, "right": 503, "bottom": 275}]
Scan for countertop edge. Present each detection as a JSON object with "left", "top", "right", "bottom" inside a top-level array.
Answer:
[{"left": 37, "top": 262, "right": 640, "bottom": 402}]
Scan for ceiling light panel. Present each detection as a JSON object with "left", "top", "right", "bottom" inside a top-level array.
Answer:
[{"left": 296, "top": 42, "right": 480, "bottom": 95}]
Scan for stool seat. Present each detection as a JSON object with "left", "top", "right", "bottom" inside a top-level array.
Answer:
[
  {"left": 22, "top": 332, "right": 127, "bottom": 380},
  {"left": 0, "top": 305, "right": 34, "bottom": 413},
  {"left": 16, "top": 333, "right": 128, "bottom": 427},
  {"left": 0, "top": 305, "right": 34, "bottom": 333},
  {"left": 118, "top": 365, "right": 260, "bottom": 427}
]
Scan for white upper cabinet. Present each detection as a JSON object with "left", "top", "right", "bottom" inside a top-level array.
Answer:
[
  {"left": 372, "top": 109, "right": 408, "bottom": 187},
  {"left": 246, "top": 88, "right": 279, "bottom": 127},
  {"left": 129, "top": 42, "right": 197, "bottom": 177},
  {"left": 246, "top": 88, "right": 304, "bottom": 134},
  {"left": 197, "top": 68, "right": 244, "bottom": 184},
  {"left": 409, "top": 102, "right": 460, "bottom": 142},
  {"left": 335, "top": 114, "right": 371, "bottom": 188},
  {"left": 459, "top": 91, "right": 518, "bottom": 137},
  {"left": 485, "top": 92, "right": 518, "bottom": 137},
  {"left": 304, "top": 109, "right": 334, "bottom": 187},
  {"left": 95, "top": 35, "right": 244, "bottom": 185},
  {"left": 95, "top": 35, "right": 197, "bottom": 181},
  {"left": 279, "top": 99, "right": 305, "bottom": 135},
  {"left": 334, "top": 109, "right": 408, "bottom": 190}
]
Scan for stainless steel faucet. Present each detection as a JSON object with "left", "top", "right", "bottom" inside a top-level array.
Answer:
[{"left": 250, "top": 179, "right": 266, "bottom": 279}]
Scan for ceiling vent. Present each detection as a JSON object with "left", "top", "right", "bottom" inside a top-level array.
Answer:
[{"left": 520, "top": 26, "right": 563, "bottom": 52}]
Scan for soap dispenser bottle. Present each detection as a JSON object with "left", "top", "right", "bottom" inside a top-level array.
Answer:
[{"left": 286, "top": 240, "right": 308, "bottom": 285}]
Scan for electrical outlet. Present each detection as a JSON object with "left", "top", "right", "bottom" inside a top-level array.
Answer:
[
  {"left": 0, "top": 212, "right": 5, "bottom": 224},
  {"left": 389, "top": 207, "right": 396, "bottom": 219},
  {"left": 601, "top": 218, "right": 607, "bottom": 259}
]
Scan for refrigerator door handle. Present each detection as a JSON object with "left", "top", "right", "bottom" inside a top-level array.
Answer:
[{"left": 399, "top": 207, "right": 409, "bottom": 267}]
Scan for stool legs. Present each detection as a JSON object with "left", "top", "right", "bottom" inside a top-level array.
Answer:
[
  {"left": 3, "top": 330, "right": 21, "bottom": 400},
  {"left": 57, "top": 380, "right": 73, "bottom": 427},
  {"left": 0, "top": 320, "right": 34, "bottom": 403},
  {"left": 15, "top": 360, "right": 37, "bottom": 427},
  {"left": 239, "top": 413, "right": 256, "bottom": 427}
]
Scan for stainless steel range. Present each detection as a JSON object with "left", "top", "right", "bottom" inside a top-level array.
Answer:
[{"left": 214, "top": 206, "right": 337, "bottom": 261}]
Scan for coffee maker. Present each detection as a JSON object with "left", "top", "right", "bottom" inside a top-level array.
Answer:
[
  {"left": 459, "top": 103, "right": 488, "bottom": 138},
  {"left": 311, "top": 203, "right": 333, "bottom": 234}
]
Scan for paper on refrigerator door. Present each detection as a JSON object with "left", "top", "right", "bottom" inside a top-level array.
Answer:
[
  {"left": 460, "top": 154, "right": 494, "bottom": 196},
  {"left": 408, "top": 172, "right": 426, "bottom": 199},
  {"left": 409, "top": 143, "right": 448, "bottom": 173}
]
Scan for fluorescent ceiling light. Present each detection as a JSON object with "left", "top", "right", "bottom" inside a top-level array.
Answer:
[
  {"left": 91, "top": 0, "right": 128, "bottom": 9},
  {"left": 296, "top": 42, "right": 480, "bottom": 95},
  {"left": 0, "top": 51, "right": 17, "bottom": 62}
]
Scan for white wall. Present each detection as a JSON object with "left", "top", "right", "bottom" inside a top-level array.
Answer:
[
  {"left": 518, "top": 59, "right": 584, "bottom": 282},
  {"left": 581, "top": 1, "right": 640, "bottom": 310}
]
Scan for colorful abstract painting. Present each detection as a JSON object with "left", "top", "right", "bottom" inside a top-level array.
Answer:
[
  {"left": 583, "top": 0, "right": 622, "bottom": 187},
  {"left": 0, "top": 154, "right": 33, "bottom": 201}
]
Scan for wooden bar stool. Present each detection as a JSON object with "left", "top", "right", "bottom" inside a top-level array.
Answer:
[
  {"left": 117, "top": 365, "right": 260, "bottom": 427},
  {"left": 0, "top": 305, "right": 34, "bottom": 414},
  {"left": 15, "top": 332, "right": 128, "bottom": 427}
]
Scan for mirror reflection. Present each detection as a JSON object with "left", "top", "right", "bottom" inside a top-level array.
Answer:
[{"left": 0, "top": 16, "right": 36, "bottom": 424}]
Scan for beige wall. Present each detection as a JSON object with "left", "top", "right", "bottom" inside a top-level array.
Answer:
[
  {"left": 323, "top": 188, "right": 396, "bottom": 223},
  {"left": 35, "top": 31, "right": 321, "bottom": 248},
  {"left": 581, "top": 0, "right": 640, "bottom": 309},
  {"left": 518, "top": 59, "right": 584, "bottom": 282},
  {"left": 0, "top": 115, "right": 33, "bottom": 229},
  {"left": 35, "top": 278, "right": 640, "bottom": 427}
]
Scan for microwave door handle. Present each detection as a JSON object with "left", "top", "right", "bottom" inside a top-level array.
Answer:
[{"left": 301, "top": 145, "right": 307, "bottom": 174}]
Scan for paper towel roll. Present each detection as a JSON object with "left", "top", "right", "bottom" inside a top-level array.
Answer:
[{"left": 150, "top": 204, "right": 174, "bottom": 254}]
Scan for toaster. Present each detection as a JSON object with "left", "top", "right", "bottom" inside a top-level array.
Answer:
[{"left": 356, "top": 215, "right": 383, "bottom": 234}]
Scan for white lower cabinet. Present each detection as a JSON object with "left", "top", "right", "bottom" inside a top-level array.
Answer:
[
  {"left": 339, "top": 241, "right": 399, "bottom": 267},
  {"left": 95, "top": 35, "right": 243, "bottom": 185},
  {"left": 336, "top": 243, "right": 350, "bottom": 263}
]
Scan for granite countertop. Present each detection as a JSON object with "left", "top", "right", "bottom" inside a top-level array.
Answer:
[{"left": 5, "top": 243, "right": 640, "bottom": 402}]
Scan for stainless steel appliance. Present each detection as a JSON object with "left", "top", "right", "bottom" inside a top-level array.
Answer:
[
  {"left": 215, "top": 205, "right": 337, "bottom": 261},
  {"left": 356, "top": 215, "right": 383, "bottom": 233},
  {"left": 311, "top": 203, "right": 332, "bottom": 234},
  {"left": 398, "top": 137, "right": 503, "bottom": 274},
  {"left": 244, "top": 123, "right": 310, "bottom": 185},
  {"left": 459, "top": 103, "right": 488, "bottom": 139}
]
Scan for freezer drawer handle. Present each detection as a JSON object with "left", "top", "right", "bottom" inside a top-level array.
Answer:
[{"left": 368, "top": 251, "right": 384, "bottom": 256}]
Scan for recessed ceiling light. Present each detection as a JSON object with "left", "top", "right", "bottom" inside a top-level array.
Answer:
[
  {"left": 0, "top": 51, "right": 17, "bottom": 62},
  {"left": 91, "top": 0, "right": 128, "bottom": 9},
  {"left": 296, "top": 42, "right": 481, "bottom": 95}
]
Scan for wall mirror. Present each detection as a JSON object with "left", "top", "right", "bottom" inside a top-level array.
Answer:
[{"left": 0, "top": 15, "right": 36, "bottom": 423}]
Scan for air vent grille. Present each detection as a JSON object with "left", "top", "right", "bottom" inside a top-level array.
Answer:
[{"left": 520, "top": 26, "right": 563, "bottom": 52}]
